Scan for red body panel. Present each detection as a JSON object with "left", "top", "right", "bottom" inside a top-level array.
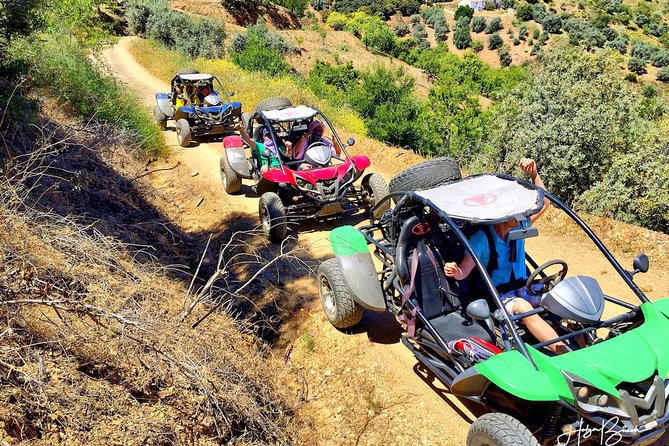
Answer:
[
  {"left": 351, "top": 155, "right": 371, "bottom": 171},
  {"left": 223, "top": 135, "right": 244, "bottom": 149}
]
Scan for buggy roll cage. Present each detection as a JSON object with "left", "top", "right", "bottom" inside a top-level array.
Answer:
[
  {"left": 170, "top": 73, "right": 233, "bottom": 109},
  {"left": 363, "top": 173, "right": 648, "bottom": 370},
  {"left": 249, "top": 106, "right": 354, "bottom": 174}
]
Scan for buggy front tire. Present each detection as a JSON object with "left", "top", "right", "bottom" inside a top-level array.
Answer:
[
  {"left": 176, "top": 119, "right": 192, "bottom": 147},
  {"left": 318, "top": 259, "right": 363, "bottom": 329},
  {"left": 220, "top": 155, "right": 242, "bottom": 194},
  {"left": 467, "top": 413, "right": 540, "bottom": 446},
  {"left": 259, "top": 192, "right": 288, "bottom": 243},
  {"left": 153, "top": 105, "right": 167, "bottom": 131},
  {"left": 361, "top": 173, "right": 390, "bottom": 219},
  {"left": 389, "top": 157, "right": 461, "bottom": 193}
]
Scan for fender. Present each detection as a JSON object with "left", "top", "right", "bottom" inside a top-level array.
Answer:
[
  {"left": 155, "top": 93, "right": 174, "bottom": 117},
  {"left": 223, "top": 136, "right": 251, "bottom": 178},
  {"left": 351, "top": 155, "right": 371, "bottom": 172},
  {"left": 263, "top": 168, "right": 294, "bottom": 184},
  {"left": 329, "top": 226, "right": 385, "bottom": 311},
  {"left": 256, "top": 178, "right": 278, "bottom": 196}
]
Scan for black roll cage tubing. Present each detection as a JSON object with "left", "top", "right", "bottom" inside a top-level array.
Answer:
[
  {"left": 251, "top": 106, "right": 355, "bottom": 176},
  {"left": 366, "top": 173, "right": 649, "bottom": 370}
]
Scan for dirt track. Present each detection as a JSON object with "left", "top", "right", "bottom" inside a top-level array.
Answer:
[{"left": 102, "top": 37, "right": 669, "bottom": 446}]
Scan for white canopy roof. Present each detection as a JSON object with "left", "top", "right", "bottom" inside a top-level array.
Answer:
[
  {"left": 263, "top": 105, "right": 319, "bottom": 122},
  {"left": 179, "top": 73, "right": 214, "bottom": 81},
  {"left": 416, "top": 175, "right": 541, "bottom": 223}
]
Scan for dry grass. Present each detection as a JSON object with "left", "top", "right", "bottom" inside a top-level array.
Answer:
[{"left": 0, "top": 88, "right": 301, "bottom": 445}]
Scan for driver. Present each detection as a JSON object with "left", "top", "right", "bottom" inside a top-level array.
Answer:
[
  {"left": 196, "top": 83, "right": 212, "bottom": 105},
  {"left": 443, "top": 158, "right": 570, "bottom": 355},
  {"left": 293, "top": 120, "right": 342, "bottom": 161}
]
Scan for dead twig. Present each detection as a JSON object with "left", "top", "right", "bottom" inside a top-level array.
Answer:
[{"left": 130, "top": 161, "right": 180, "bottom": 181}]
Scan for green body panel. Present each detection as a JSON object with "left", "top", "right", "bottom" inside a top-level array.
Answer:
[
  {"left": 330, "top": 226, "right": 368, "bottom": 256},
  {"left": 475, "top": 298, "right": 669, "bottom": 402}
]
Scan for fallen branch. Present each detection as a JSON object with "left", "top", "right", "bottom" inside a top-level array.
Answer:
[{"left": 130, "top": 161, "right": 180, "bottom": 181}]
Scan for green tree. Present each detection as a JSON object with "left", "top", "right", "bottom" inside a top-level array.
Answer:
[
  {"left": 516, "top": 3, "right": 533, "bottom": 21},
  {"left": 454, "top": 5, "right": 474, "bottom": 22},
  {"left": 471, "top": 16, "right": 487, "bottom": 33},
  {"left": 0, "top": 0, "right": 44, "bottom": 47},
  {"left": 488, "top": 32, "right": 502, "bottom": 49},
  {"left": 485, "top": 16, "right": 502, "bottom": 34},
  {"left": 657, "top": 66, "right": 669, "bottom": 82},
  {"left": 628, "top": 57, "right": 647, "bottom": 74},
  {"left": 498, "top": 45, "right": 511, "bottom": 66},
  {"left": 454, "top": 26, "right": 472, "bottom": 49},
  {"left": 487, "top": 49, "right": 641, "bottom": 204}
]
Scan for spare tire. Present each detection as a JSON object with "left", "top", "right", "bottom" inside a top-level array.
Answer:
[
  {"left": 389, "top": 157, "right": 462, "bottom": 193},
  {"left": 177, "top": 68, "right": 199, "bottom": 75},
  {"left": 254, "top": 97, "right": 292, "bottom": 113}
]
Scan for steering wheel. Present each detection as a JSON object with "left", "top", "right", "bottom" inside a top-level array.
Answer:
[{"left": 525, "top": 259, "right": 568, "bottom": 295}]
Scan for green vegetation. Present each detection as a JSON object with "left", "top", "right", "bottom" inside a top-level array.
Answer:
[
  {"left": 125, "top": 0, "right": 225, "bottom": 58},
  {"left": 230, "top": 22, "right": 292, "bottom": 75}
]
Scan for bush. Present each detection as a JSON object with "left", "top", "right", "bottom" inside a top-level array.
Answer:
[
  {"left": 472, "top": 16, "right": 487, "bottom": 33},
  {"left": 498, "top": 45, "right": 512, "bottom": 66},
  {"left": 125, "top": 0, "right": 225, "bottom": 58},
  {"left": 229, "top": 22, "right": 292, "bottom": 75},
  {"left": 630, "top": 40, "right": 659, "bottom": 62},
  {"left": 501, "top": 0, "right": 515, "bottom": 7},
  {"left": 513, "top": 37, "right": 520, "bottom": 45},
  {"left": 518, "top": 24, "right": 528, "bottom": 39},
  {"left": 628, "top": 57, "right": 647, "bottom": 74},
  {"left": 413, "top": 22, "right": 428, "bottom": 40},
  {"left": 23, "top": 37, "right": 165, "bottom": 155},
  {"left": 650, "top": 49, "right": 669, "bottom": 67},
  {"left": 472, "top": 39, "right": 484, "bottom": 52},
  {"left": 434, "top": 22, "right": 449, "bottom": 42},
  {"left": 485, "top": 17, "right": 502, "bottom": 34},
  {"left": 326, "top": 11, "right": 348, "bottom": 30},
  {"left": 657, "top": 66, "right": 669, "bottom": 82},
  {"left": 516, "top": 3, "right": 533, "bottom": 21},
  {"left": 410, "top": 14, "right": 421, "bottom": 24},
  {"left": 542, "top": 14, "right": 562, "bottom": 34},
  {"left": 606, "top": 38, "right": 628, "bottom": 54},
  {"left": 393, "top": 21, "right": 410, "bottom": 37},
  {"left": 422, "top": 6, "right": 446, "bottom": 28},
  {"left": 563, "top": 19, "right": 606, "bottom": 48},
  {"left": 311, "top": 0, "right": 330, "bottom": 10},
  {"left": 454, "top": 5, "right": 474, "bottom": 23},
  {"left": 454, "top": 26, "right": 472, "bottom": 49},
  {"left": 488, "top": 32, "right": 503, "bottom": 49},
  {"left": 456, "top": 16, "right": 471, "bottom": 29}
]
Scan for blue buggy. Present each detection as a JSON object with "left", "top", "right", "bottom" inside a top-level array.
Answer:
[{"left": 154, "top": 70, "right": 242, "bottom": 147}]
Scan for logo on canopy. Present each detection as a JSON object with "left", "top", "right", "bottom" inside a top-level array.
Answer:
[{"left": 463, "top": 194, "right": 497, "bottom": 207}]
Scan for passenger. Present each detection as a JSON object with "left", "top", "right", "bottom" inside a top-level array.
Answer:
[
  {"left": 196, "top": 83, "right": 212, "bottom": 105},
  {"left": 443, "top": 158, "right": 570, "bottom": 355},
  {"left": 236, "top": 123, "right": 281, "bottom": 174}
]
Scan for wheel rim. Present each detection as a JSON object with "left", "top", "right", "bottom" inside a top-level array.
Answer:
[
  {"left": 361, "top": 183, "right": 374, "bottom": 206},
  {"left": 222, "top": 169, "right": 229, "bottom": 188},
  {"left": 176, "top": 126, "right": 182, "bottom": 143},
  {"left": 320, "top": 275, "right": 336, "bottom": 316},
  {"left": 260, "top": 203, "right": 271, "bottom": 233}
]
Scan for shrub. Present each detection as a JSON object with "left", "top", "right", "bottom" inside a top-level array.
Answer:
[
  {"left": 485, "top": 17, "right": 502, "bottom": 34},
  {"left": 412, "top": 23, "right": 428, "bottom": 40},
  {"left": 650, "top": 50, "right": 669, "bottom": 67},
  {"left": 126, "top": 0, "right": 225, "bottom": 58},
  {"left": 434, "top": 22, "right": 449, "bottom": 42},
  {"left": 628, "top": 57, "right": 647, "bottom": 74},
  {"left": 472, "top": 16, "right": 487, "bottom": 33},
  {"left": 630, "top": 40, "right": 659, "bottom": 62},
  {"left": 422, "top": 6, "right": 446, "bottom": 28},
  {"left": 410, "top": 14, "right": 421, "bottom": 24},
  {"left": 501, "top": 0, "right": 515, "bottom": 7},
  {"left": 456, "top": 16, "right": 471, "bottom": 29},
  {"left": 326, "top": 11, "right": 348, "bottom": 30},
  {"left": 542, "top": 14, "right": 562, "bottom": 33},
  {"left": 657, "top": 66, "right": 669, "bottom": 82},
  {"left": 513, "top": 37, "right": 520, "bottom": 45},
  {"left": 393, "top": 21, "right": 410, "bottom": 37},
  {"left": 454, "top": 5, "right": 474, "bottom": 23},
  {"left": 516, "top": 3, "right": 533, "bottom": 21},
  {"left": 472, "top": 39, "right": 484, "bottom": 52},
  {"left": 311, "top": 0, "right": 330, "bottom": 10},
  {"left": 454, "top": 26, "right": 472, "bottom": 49},
  {"left": 518, "top": 24, "right": 528, "bottom": 39},
  {"left": 606, "top": 38, "right": 628, "bottom": 54},
  {"left": 229, "top": 22, "right": 291, "bottom": 75},
  {"left": 484, "top": 2, "right": 496, "bottom": 10},
  {"left": 498, "top": 45, "right": 512, "bottom": 66},
  {"left": 488, "top": 32, "right": 503, "bottom": 49}
]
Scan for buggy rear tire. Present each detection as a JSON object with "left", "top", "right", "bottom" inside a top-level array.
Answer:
[
  {"left": 254, "top": 97, "right": 292, "bottom": 112},
  {"left": 177, "top": 68, "right": 199, "bottom": 75},
  {"left": 176, "top": 119, "right": 192, "bottom": 147},
  {"left": 467, "top": 413, "right": 540, "bottom": 446},
  {"left": 389, "top": 157, "right": 461, "bottom": 193},
  {"left": 361, "top": 173, "right": 390, "bottom": 219},
  {"left": 318, "top": 259, "right": 363, "bottom": 329},
  {"left": 220, "top": 155, "right": 242, "bottom": 194},
  {"left": 154, "top": 105, "right": 167, "bottom": 131},
  {"left": 259, "top": 192, "right": 288, "bottom": 243},
  {"left": 241, "top": 111, "right": 252, "bottom": 134}
]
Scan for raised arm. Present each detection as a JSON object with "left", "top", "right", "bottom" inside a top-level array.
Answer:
[
  {"left": 519, "top": 157, "right": 550, "bottom": 224},
  {"left": 235, "top": 122, "right": 255, "bottom": 148}
]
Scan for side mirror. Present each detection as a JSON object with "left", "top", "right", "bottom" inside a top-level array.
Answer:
[
  {"left": 347, "top": 137, "right": 355, "bottom": 147},
  {"left": 229, "top": 91, "right": 235, "bottom": 97},
  {"left": 467, "top": 299, "right": 491, "bottom": 320},
  {"left": 261, "top": 149, "right": 272, "bottom": 158},
  {"left": 631, "top": 253, "right": 649, "bottom": 276}
]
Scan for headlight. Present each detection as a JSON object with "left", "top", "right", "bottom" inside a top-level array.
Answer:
[{"left": 296, "top": 177, "right": 315, "bottom": 191}]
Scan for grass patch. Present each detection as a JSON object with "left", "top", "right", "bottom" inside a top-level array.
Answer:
[
  {"left": 7, "top": 35, "right": 167, "bottom": 157},
  {"left": 129, "top": 38, "right": 367, "bottom": 137}
]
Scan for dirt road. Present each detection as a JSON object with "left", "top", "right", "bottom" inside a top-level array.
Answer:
[{"left": 102, "top": 37, "right": 669, "bottom": 446}]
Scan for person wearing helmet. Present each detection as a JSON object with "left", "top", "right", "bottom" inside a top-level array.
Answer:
[
  {"left": 196, "top": 82, "right": 212, "bottom": 105},
  {"left": 293, "top": 120, "right": 342, "bottom": 161},
  {"left": 235, "top": 123, "right": 291, "bottom": 174}
]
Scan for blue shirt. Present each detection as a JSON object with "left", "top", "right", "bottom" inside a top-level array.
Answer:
[{"left": 468, "top": 227, "right": 526, "bottom": 287}]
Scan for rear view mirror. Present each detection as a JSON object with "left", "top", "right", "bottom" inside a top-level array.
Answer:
[
  {"left": 508, "top": 227, "right": 538, "bottom": 241},
  {"left": 229, "top": 91, "right": 235, "bottom": 97},
  {"left": 631, "top": 253, "right": 649, "bottom": 276},
  {"left": 347, "top": 137, "right": 355, "bottom": 147}
]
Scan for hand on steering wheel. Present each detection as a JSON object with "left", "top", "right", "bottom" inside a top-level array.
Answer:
[{"left": 526, "top": 259, "right": 568, "bottom": 295}]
